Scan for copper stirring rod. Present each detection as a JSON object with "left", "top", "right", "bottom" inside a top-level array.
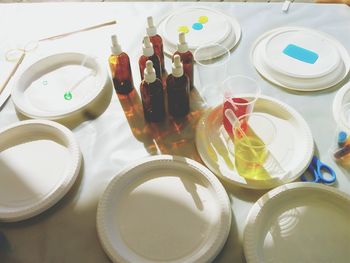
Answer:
[{"left": 0, "top": 20, "right": 117, "bottom": 98}]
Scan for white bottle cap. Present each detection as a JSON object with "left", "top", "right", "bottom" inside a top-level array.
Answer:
[
  {"left": 146, "top": 16, "right": 157, "bottom": 37},
  {"left": 144, "top": 60, "right": 156, "bottom": 83},
  {"left": 143, "top": 36, "right": 154, "bottom": 57},
  {"left": 177, "top": 32, "right": 189, "bottom": 53},
  {"left": 111, "top": 35, "right": 122, "bottom": 55},
  {"left": 172, "top": 55, "right": 184, "bottom": 78}
]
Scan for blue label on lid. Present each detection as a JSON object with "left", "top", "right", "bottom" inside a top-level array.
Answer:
[{"left": 283, "top": 44, "right": 319, "bottom": 64}]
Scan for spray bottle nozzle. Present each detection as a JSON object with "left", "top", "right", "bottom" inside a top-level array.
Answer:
[
  {"left": 179, "top": 32, "right": 186, "bottom": 44},
  {"left": 172, "top": 54, "right": 184, "bottom": 77},
  {"left": 111, "top": 34, "right": 122, "bottom": 55},
  {"left": 143, "top": 36, "right": 154, "bottom": 57},
  {"left": 144, "top": 60, "right": 156, "bottom": 83},
  {"left": 177, "top": 32, "right": 189, "bottom": 53},
  {"left": 146, "top": 16, "right": 157, "bottom": 36}
]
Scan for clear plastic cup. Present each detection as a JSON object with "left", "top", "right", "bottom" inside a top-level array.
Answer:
[
  {"left": 222, "top": 75, "right": 261, "bottom": 135},
  {"left": 232, "top": 112, "right": 276, "bottom": 180},
  {"left": 194, "top": 43, "right": 230, "bottom": 106}
]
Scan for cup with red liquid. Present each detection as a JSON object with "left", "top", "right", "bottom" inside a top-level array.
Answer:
[{"left": 222, "top": 75, "right": 261, "bottom": 135}]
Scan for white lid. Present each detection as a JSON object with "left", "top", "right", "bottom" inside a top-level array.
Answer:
[
  {"left": 158, "top": 7, "right": 241, "bottom": 56},
  {"left": 97, "top": 155, "right": 231, "bottom": 263},
  {"left": 11, "top": 52, "right": 109, "bottom": 120},
  {"left": 146, "top": 16, "right": 157, "bottom": 37},
  {"left": 144, "top": 60, "right": 156, "bottom": 83},
  {"left": 172, "top": 55, "right": 183, "bottom": 77},
  {"left": 177, "top": 32, "right": 189, "bottom": 53},
  {"left": 111, "top": 35, "right": 122, "bottom": 55},
  {"left": 142, "top": 36, "right": 154, "bottom": 57},
  {"left": 0, "top": 119, "right": 82, "bottom": 222},
  {"left": 252, "top": 27, "right": 350, "bottom": 91}
]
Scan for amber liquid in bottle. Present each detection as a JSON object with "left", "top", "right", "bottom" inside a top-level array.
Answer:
[
  {"left": 150, "top": 35, "right": 165, "bottom": 73},
  {"left": 109, "top": 52, "right": 134, "bottom": 95},
  {"left": 173, "top": 51, "right": 194, "bottom": 90},
  {"left": 139, "top": 54, "right": 162, "bottom": 81},
  {"left": 166, "top": 74, "right": 190, "bottom": 118},
  {"left": 140, "top": 78, "right": 165, "bottom": 122}
]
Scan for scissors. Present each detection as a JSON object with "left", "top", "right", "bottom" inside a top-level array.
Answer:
[{"left": 301, "top": 155, "right": 336, "bottom": 184}]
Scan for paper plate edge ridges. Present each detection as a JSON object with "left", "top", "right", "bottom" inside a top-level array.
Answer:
[
  {"left": 251, "top": 26, "right": 350, "bottom": 91},
  {"left": 11, "top": 52, "right": 109, "bottom": 120},
  {"left": 96, "top": 155, "right": 231, "bottom": 263},
  {"left": 195, "top": 95, "right": 314, "bottom": 190},
  {"left": 0, "top": 119, "right": 82, "bottom": 222},
  {"left": 158, "top": 6, "right": 241, "bottom": 57},
  {"left": 243, "top": 182, "right": 350, "bottom": 263}
]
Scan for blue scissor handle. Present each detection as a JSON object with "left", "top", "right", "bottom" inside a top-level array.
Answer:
[
  {"left": 301, "top": 156, "right": 336, "bottom": 184},
  {"left": 314, "top": 157, "right": 336, "bottom": 184}
]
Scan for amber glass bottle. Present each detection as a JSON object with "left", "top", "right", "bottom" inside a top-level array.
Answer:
[
  {"left": 167, "top": 55, "right": 190, "bottom": 118},
  {"left": 147, "top": 16, "right": 165, "bottom": 73},
  {"left": 139, "top": 36, "right": 162, "bottom": 81},
  {"left": 109, "top": 35, "right": 134, "bottom": 95},
  {"left": 140, "top": 60, "right": 165, "bottom": 122},
  {"left": 172, "top": 32, "right": 194, "bottom": 90}
]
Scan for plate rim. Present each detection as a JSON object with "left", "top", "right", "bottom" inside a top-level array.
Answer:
[
  {"left": 195, "top": 95, "right": 314, "bottom": 190},
  {"left": 251, "top": 26, "right": 350, "bottom": 91},
  {"left": 11, "top": 52, "right": 109, "bottom": 120},
  {"left": 332, "top": 81, "right": 350, "bottom": 125},
  {"left": 158, "top": 6, "right": 241, "bottom": 57},
  {"left": 243, "top": 182, "right": 350, "bottom": 263},
  {"left": 96, "top": 154, "right": 231, "bottom": 263},
  {"left": 0, "top": 119, "right": 82, "bottom": 222}
]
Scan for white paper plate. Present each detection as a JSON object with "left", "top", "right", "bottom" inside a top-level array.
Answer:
[
  {"left": 252, "top": 27, "right": 350, "bottom": 91},
  {"left": 244, "top": 182, "right": 350, "bottom": 263},
  {"left": 195, "top": 95, "right": 314, "bottom": 189},
  {"left": 158, "top": 7, "right": 241, "bottom": 57},
  {"left": 97, "top": 155, "right": 231, "bottom": 263},
  {"left": 333, "top": 81, "right": 350, "bottom": 125},
  {"left": 11, "top": 52, "right": 109, "bottom": 120},
  {"left": 0, "top": 120, "right": 81, "bottom": 222}
]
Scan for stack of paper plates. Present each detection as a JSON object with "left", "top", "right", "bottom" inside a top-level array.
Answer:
[
  {"left": 244, "top": 182, "right": 350, "bottom": 263},
  {"left": 252, "top": 27, "right": 350, "bottom": 91},
  {"left": 158, "top": 7, "right": 241, "bottom": 58},
  {"left": 333, "top": 82, "right": 350, "bottom": 126},
  {"left": 12, "top": 52, "right": 109, "bottom": 120},
  {"left": 0, "top": 120, "right": 81, "bottom": 222},
  {"left": 195, "top": 95, "right": 314, "bottom": 189},
  {"left": 97, "top": 155, "right": 231, "bottom": 263}
]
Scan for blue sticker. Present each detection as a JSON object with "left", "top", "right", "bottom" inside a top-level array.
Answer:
[
  {"left": 192, "top": 23, "right": 203, "bottom": 30},
  {"left": 283, "top": 44, "right": 319, "bottom": 64}
]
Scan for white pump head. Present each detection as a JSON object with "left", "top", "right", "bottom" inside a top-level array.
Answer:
[
  {"left": 146, "top": 16, "right": 157, "bottom": 37},
  {"left": 143, "top": 36, "right": 154, "bottom": 57},
  {"left": 111, "top": 35, "right": 122, "bottom": 55},
  {"left": 172, "top": 55, "right": 184, "bottom": 78},
  {"left": 177, "top": 32, "right": 189, "bottom": 53},
  {"left": 144, "top": 60, "right": 156, "bottom": 83}
]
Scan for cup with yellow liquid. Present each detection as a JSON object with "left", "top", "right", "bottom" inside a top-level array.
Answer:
[{"left": 231, "top": 112, "right": 276, "bottom": 180}]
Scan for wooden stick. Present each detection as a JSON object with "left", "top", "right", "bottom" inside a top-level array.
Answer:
[
  {"left": 0, "top": 20, "right": 116, "bottom": 100},
  {"left": 38, "top": 20, "right": 117, "bottom": 42},
  {"left": 0, "top": 52, "right": 26, "bottom": 96}
]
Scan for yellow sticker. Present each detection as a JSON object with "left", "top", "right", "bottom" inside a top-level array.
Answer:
[
  {"left": 198, "top": 16, "right": 208, "bottom": 24},
  {"left": 178, "top": 26, "right": 189, "bottom": 33}
]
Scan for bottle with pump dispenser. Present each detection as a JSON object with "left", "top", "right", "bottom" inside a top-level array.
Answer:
[
  {"left": 173, "top": 32, "right": 194, "bottom": 90},
  {"left": 139, "top": 36, "right": 162, "bottom": 82},
  {"left": 166, "top": 55, "right": 190, "bottom": 118},
  {"left": 140, "top": 60, "right": 165, "bottom": 122},
  {"left": 109, "top": 35, "right": 134, "bottom": 95},
  {"left": 147, "top": 16, "right": 165, "bottom": 73}
]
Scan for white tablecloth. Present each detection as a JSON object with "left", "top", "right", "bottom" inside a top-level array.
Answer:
[{"left": 0, "top": 2, "right": 350, "bottom": 262}]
